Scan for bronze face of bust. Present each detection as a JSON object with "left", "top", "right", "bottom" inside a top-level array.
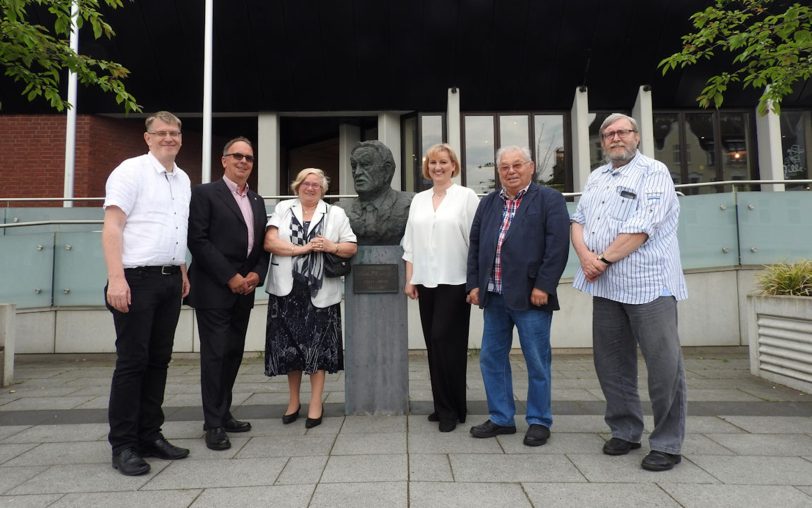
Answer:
[{"left": 338, "top": 140, "right": 414, "bottom": 245}]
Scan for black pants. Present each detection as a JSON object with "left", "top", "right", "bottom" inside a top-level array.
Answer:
[
  {"left": 416, "top": 283, "right": 471, "bottom": 424},
  {"left": 196, "top": 299, "right": 252, "bottom": 429},
  {"left": 107, "top": 269, "right": 182, "bottom": 454}
]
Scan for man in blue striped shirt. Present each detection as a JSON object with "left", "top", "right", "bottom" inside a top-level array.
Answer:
[{"left": 571, "top": 113, "right": 688, "bottom": 472}]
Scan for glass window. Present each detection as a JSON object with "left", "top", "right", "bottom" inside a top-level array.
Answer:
[
  {"left": 464, "top": 115, "right": 496, "bottom": 194},
  {"left": 421, "top": 115, "right": 444, "bottom": 156},
  {"left": 780, "top": 110, "right": 812, "bottom": 190},
  {"left": 684, "top": 112, "right": 716, "bottom": 192},
  {"left": 499, "top": 115, "right": 530, "bottom": 149},
  {"left": 653, "top": 113, "right": 682, "bottom": 184},
  {"left": 588, "top": 112, "right": 612, "bottom": 170},
  {"left": 533, "top": 115, "right": 566, "bottom": 192},
  {"left": 719, "top": 112, "right": 752, "bottom": 184},
  {"left": 402, "top": 115, "right": 418, "bottom": 192}
]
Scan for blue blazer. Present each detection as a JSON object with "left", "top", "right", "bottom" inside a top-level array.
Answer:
[{"left": 466, "top": 183, "right": 570, "bottom": 311}]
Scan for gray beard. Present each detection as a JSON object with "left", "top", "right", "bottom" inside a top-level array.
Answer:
[{"left": 604, "top": 147, "right": 636, "bottom": 166}]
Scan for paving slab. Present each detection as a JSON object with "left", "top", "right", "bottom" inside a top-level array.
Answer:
[
  {"left": 567, "top": 453, "right": 718, "bottom": 483},
  {"left": 661, "top": 483, "right": 812, "bottom": 507},
  {"left": 141, "top": 457, "right": 286, "bottom": 490},
  {"left": 0, "top": 397, "right": 93, "bottom": 412},
  {"left": 190, "top": 485, "right": 312, "bottom": 508},
  {"left": 7, "top": 462, "right": 165, "bottom": 495},
  {"left": 340, "top": 415, "right": 406, "bottom": 434},
  {"left": 320, "top": 454, "right": 407, "bottom": 483},
  {"left": 0, "top": 424, "right": 107, "bottom": 444},
  {"left": 409, "top": 481, "right": 531, "bottom": 507},
  {"left": 705, "top": 433, "right": 812, "bottom": 456},
  {"left": 309, "top": 481, "right": 406, "bottom": 508},
  {"left": 235, "top": 435, "right": 335, "bottom": 458},
  {"left": 408, "top": 454, "right": 453, "bottom": 482},
  {"left": 332, "top": 432, "right": 406, "bottom": 455},
  {"left": 48, "top": 490, "right": 201, "bottom": 508},
  {"left": 407, "top": 428, "right": 504, "bottom": 454},
  {"left": 0, "top": 466, "right": 48, "bottom": 495},
  {"left": 719, "top": 416, "right": 812, "bottom": 434},
  {"left": 275, "top": 455, "right": 328, "bottom": 485},
  {"left": 523, "top": 482, "right": 680, "bottom": 507},
  {"left": 449, "top": 453, "right": 586, "bottom": 483},
  {"left": 688, "top": 455, "right": 812, "bottom": 485},
  {"left": 497, "top": 432, "right": 605, "bottom": 454},
  {"left": 684, "top": 415, "right": 745, "bottom": 434},
  {"left": 0, "top": 444, "right": 37, "bottom": 465},
  {"left": 0, "top": 493, "right": 63, "bottom": 507},
  {"left": 4, "top": 441, "right": 109, "bottom": 466}
]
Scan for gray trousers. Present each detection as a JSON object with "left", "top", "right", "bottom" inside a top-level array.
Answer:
[{"left": 592, "top": 296, "right": 687, "bottom": 454}]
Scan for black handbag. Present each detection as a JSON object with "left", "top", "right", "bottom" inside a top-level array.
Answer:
[{"left": 322, "top": 205, "right": 353, "bottom": 277}]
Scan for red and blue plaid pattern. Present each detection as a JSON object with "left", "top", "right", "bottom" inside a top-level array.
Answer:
[{"left": 489, "top": 188, "right": 526, "bottom": 294}]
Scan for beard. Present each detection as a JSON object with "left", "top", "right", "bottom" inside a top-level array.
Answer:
[{"left": 603, "top": 144, "right": 637, "bottom": 165}]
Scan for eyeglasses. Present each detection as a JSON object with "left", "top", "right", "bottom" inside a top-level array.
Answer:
[
  {"left": 224, "top": 152, "right": 255, "bottom": 163},
  {"left": 147, "top": 130, "right": 182, "bottom": 138},
  {"left": 498, "top": 161, "right": 530, "bottom": 172},
  {"left": 300, "top": 182, "right": 321, "bottom": 189},
  {"left": 601, "top": 129, "right": 637, "bottom": 140}
]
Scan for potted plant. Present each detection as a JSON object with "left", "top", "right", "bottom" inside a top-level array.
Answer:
[{"left": 747, "top": 261, "right": 812, "bottom": 394}]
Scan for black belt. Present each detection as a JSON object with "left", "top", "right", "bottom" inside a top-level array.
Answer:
[{"left": 125, "top": 265, "right": 181, "bottom": 275}]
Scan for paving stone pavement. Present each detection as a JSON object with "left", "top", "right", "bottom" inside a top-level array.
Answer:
[{"left": 0, "top": 348, "right": 811, "bottom": 507}]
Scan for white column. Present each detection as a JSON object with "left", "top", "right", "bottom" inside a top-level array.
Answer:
[
  {"left": 339, "top": 123, "right": 360, "bottom": 195},
  {"left": 447, "top": 87, "right": 462, "bottom": 184},
  {"left": 632, "top": 85, "right": 654, "bottom": 157},
  {"left": 257, "top": 112, "right": 280, "bottom": 197},
  {"left": 756, "top": 105, "right": 785, "bottom": 192},
  {"left": 571, "top": 87, "right": 591, "bottom": 192},
  {"left": 63, "top": 0, "right": 79, "bottom": 208},
  {"left": 201, "top": 0, "right": 213, "bottom": 183},
  {"left": 377, "top": 112, "right": 402, "bottom": 190}
]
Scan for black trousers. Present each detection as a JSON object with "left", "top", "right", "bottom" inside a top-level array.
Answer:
[
  {"left": 196, "top": 298, "right": 252, "bottom": 429},
  {"left": 416, "top": 283, "right": 471, "bottom": 423},
  {"left": 107, "top": 269, "right": 182, "bottom": 454}
]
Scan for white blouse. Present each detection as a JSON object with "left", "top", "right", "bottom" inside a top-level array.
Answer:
[{"left": 402, "top": 183, "right": 480, "bottom": 287}]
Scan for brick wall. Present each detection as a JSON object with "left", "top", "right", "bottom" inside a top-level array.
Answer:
[{"left": 0, "top": 115, "right": 205, "bottom": 207}]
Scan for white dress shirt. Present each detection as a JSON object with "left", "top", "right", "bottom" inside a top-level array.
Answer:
[
  {"left": 103, "top": 152, "right": 191, "bottom": 268},
  {"left": 402, "top": 183, "right": 480, "bottom": 287}
]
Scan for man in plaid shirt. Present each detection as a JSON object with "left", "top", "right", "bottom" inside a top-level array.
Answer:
[{"left": 466, "top": 145, "right": 570, "bottom": 447}]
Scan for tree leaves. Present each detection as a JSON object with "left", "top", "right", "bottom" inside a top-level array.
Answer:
[
  {"left": 0, "top": 0, "right": 141, "bottom": 113},
  {"left": 659, "top": 0, "right": 811, "bottom": 116}
]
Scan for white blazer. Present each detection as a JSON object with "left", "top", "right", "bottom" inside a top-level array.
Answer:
[{"left": 265, "top": 199, "right": 357, "bottom": 308}]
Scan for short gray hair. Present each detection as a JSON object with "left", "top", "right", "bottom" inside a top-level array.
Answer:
[
  {"left": 599, "top": 113, "right": 638, "bottom": 136},
  {"left": 495, "top": 145, "right": 532, "bottom": 166}
]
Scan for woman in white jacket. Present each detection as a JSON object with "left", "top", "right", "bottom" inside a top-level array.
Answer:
[{"left": 264, "top": 168, "right": 357, "bottom": 428}]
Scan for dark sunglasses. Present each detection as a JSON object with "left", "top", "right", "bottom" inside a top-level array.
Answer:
[{"left": 224, "top": 152, "right": 255, "bottom": 163}]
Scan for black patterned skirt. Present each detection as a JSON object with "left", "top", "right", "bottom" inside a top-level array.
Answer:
[{"left": 265, "top": 278, "right": 344, "bottom": 376}]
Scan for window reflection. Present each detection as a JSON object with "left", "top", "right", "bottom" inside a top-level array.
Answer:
[
  {"left": 720, "top": 113, "right": 751, "bottom": 188},
  {"left": 464, "top": 115, "right": 496, "bottom": 194},
  {"left": 685, "top": 113, "right": 715, "bottom": 193},
  {"left": 533, "top": 115, "right": 566, "bottom": 192},
  {"left": 499, "top": 115, "right": 529, "bottom": 149},
  {"left": 780, "top": 110, "right": 812, "bottom": 190},
  {"left": 653, "top": 113, "right": 681, "bottom": 184},
  {"left": 419, "top": 115, "right": 444, "bottom": 190},
  {"left": 588, "top": 112, "right": 612, "bottom": 170}
]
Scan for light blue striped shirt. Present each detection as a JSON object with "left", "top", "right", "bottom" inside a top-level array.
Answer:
[{"left": 571, "top": 151, "right": 687, "bottom": 304}]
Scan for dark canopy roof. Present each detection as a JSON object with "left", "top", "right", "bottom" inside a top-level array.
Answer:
[{"left": 4, "top": 0, "right": 810, "bottom": 114}]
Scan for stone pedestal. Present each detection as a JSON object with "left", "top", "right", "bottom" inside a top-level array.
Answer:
[{"left": 343, "top": 245, "right": 408, "bottom": 414}]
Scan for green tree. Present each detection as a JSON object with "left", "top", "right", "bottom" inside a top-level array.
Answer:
[
  {"left": 0, "top": 0, "right": 140, "bottom": 112},
  {"left": 659, "top": 0, "right": 811, "bottom": 115}
]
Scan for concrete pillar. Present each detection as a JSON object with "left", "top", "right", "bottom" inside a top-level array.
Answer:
[
  {"left": 756, "top": 105, "right": 785, "bottom": 192},
  {"left": 339, "top": 123, "right": 361, "bottom": 196},
  {"left": 377, "top": 113, "right": 402, "bottom": 190},
  {"left": 447, "top": 88, "right": 462, "bottom": 184},
  {"left": 257, "top": 112, "right": 281, "bottom": 197},
  {"left": 0, "top": 304, "right": 15, "bottom": 387},
  {"left": 571, "top": 87, "right": 591, "bottom": 192},
  {"left": 633, "top": 85, "right": 655, "bottom": 157}
]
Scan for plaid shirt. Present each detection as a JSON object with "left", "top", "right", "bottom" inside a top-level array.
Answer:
[{"left": 488, "top": 186, "right": 527, "bottom": 294}]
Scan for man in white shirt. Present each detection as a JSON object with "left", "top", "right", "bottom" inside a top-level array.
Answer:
[{"left": 102, "top": 111, "right": 192, "bottom": 476}]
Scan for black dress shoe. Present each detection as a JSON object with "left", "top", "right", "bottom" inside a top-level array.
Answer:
[
  {"left": 282, "top": 405, "right": 301, "bottom": 425},
  {"left": 641, "top": 450, "right": 682, "bottom": 471},
  {"left": 470, "top": 420, "right": 516, "bottom": 438},
  {"left": 439, "top": 420, "right": 457, "bottom": 432},
  {"left": 139, "top": 436, "right": 190, "bottom": 460},
  {"left": 112, "top": 447, "right": 150, "bottom": 476},
  {"left": 523, "top": 424, "right": 551, "bottom": 447},
  {"left": 224, "top": 418, "right": 251, "bottom": 433},
  {"left": 427, "top": 412, "right": 439, "bottom": 422},
  {"left": 305, "top": 412, "right": 323, "bottom": 429},
  {"left": 603, "top": 437, "right": 642, "bottom": 456},
  {"left": 205, "top": 427, "right": 231, "bottom": 451}
]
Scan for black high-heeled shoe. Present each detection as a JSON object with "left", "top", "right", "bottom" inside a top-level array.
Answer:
[
  {"left": 305, "top": 410, "right": 323, "bottom": 429},
  {"left": 282, "top": 404, "right": 300, "bottom": 425}
]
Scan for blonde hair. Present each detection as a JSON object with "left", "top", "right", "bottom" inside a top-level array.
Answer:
[
  {"left": 291, "top": 168, "right": 329, "bottom": 195},
  {"left": 145, "top": 111, "right": 182, "bottom": 131},
  {"left": 421, "top": 143, "right": 460, "bottom": 180}
]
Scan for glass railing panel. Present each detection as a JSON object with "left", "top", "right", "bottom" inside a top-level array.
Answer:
[
  {"left": 3, "top": 207, "right": 103, "bottom": 235},
  {"left": 53, "top": 232, "right": 107, "bottom": 306},
  {"left": 0, "top": 233, "right": 54, "bottom": 307},
  {"left": 677, "top": 193, "right": 739, "bottom": 269},
  {"left": 737, "top": 191, "right": 812, "bottom": 264}
]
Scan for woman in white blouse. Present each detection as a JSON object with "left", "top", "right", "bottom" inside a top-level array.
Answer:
[{"left": 402, "top": 144, "right": 480, "bottom": 432}]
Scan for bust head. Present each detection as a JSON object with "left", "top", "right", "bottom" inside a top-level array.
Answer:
[{"left": 350, "top": 141, "right": 395, "bottom": 199}]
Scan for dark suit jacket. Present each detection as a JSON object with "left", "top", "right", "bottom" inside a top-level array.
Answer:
[
  {"left": 186, "top": 179, "right": 269, "bottom": 309},
  {"left": 466, "top": 183, "right": 570, "bottom": 311}
]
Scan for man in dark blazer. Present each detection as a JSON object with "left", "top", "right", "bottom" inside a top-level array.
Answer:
[
  {"left": 466, "top": 145, "right": 570, "bottom": 447},
  {"left": 186, "top": 137, "right": 269, "bottom": 451}
]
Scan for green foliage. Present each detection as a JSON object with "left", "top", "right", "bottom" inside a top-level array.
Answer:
[
  {"left": 659, "top": 0, "right": 812, "bottom": 115},
  {"left": 757, "top": 260, "right": 812, "bottom": 297},
  {"left": 0, "top": 0, "right": 140, "bottom": 112}
]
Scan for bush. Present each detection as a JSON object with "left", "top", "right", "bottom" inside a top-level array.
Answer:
[{"left": 757, "top": 261, "right": 812, "bottom": 297}]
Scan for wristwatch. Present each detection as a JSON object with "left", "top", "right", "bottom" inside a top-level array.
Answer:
[{"left": 598, "top": 254, "right": 613, "bottom": 265}]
